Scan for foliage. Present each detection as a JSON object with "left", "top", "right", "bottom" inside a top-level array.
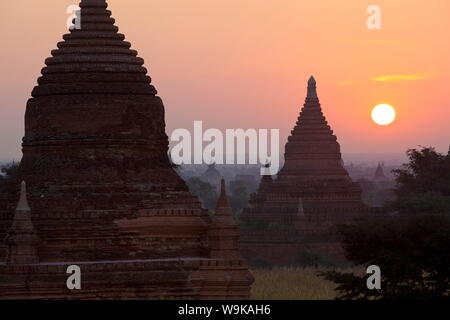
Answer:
[
  {"left": 358, "top": 178, "right": 396, "bottom": 207},
  {"left": 249, "top": 258, "right": 273, "bottom": 269},
  {"left": 299, "top": 250, "right": 336, "bottom": 268},
  {"left": 238, "top": 218, "right": 270, "bottom": 231},
  {"left": 392, "top": 191, "right": 450, "bottom": 214},
  {"left": 228, "top": 179, "right": 250, "bottom": 215},
  {"left": 186, "top": 177, "right": 217, "bottom": 211},
  {"left": 323, "top": 148, "right": 450, "bottom": 299},
  {"left": 321, "top": 215, "right": 450, "bottom": 300},
  {"left": 0, "top": 161, "right": 20, "bottom": 184},
  {"left": 389, "top": 147, "right": 450, "bottom": 214},
  {"left": 267, "top": 223, "right": 290, "bottom": 231},
  {"left": 357, "top": 178, "right": 375, "bottom": 192}
]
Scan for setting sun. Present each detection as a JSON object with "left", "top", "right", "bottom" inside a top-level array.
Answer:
[{"left": 371, "top": 104, "right": 396, "bottom": 126}]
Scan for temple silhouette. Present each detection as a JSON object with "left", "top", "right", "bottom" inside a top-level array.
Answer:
[
  {"left": 240, "top": 77, "right": 375, "bottom": 265},
  {"left": 373, "top": 162, "right": 388, "bottom": 182},
  {"left": 200, "top": 163, "right": 222, "bottom": 190},
  {"left": 0, "top": 0, "right": 252, "bottom": 299}
]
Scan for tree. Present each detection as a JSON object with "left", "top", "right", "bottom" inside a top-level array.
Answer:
[
  {"left": 322, "top": 147, "right": 450, "bottom": 299},
  {"left": 229, "top": 180, "right": 250, "bottom": 216},
  {"left": 389, "top": 147, "right": 450, "bottom": 214},
  {"left": 300, "top": 250, "right": 336, "bottom": 268},
  {"left": 0, "top": 161, "right": 20, "bottom": 184},
  {"left": 186, "top": 177, "right": 217, "bottom": 212},
  {"left": 321, "top": 216, "right": 450, "bottom": 300}
]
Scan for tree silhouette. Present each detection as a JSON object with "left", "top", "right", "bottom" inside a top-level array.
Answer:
[
  {"left": 389, "top": 147, "right": 450, "bottom": 214},
  {"left": 322, "top": 147, "right": 450, "bottom": 299}
]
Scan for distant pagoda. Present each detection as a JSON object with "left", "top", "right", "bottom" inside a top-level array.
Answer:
[
  {"left": 373, "top": 162, "right": 388, "bottom": 182},
  {"left": 200, "top": 163, "right": 222, "bottom": 189},
  {"left": 5, "top": 182, "right": 39, "bottom": 265},
  {"left": 0, "top": 0, "right": 252, "bottom": 299},
  {"left": 240, "top": 77, "right": 371, "bottom": 265}
]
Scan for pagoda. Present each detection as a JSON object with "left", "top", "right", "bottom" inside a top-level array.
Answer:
[
  {"left": 373, "top": 162, "right": 388, "bottom": 182},
  {"left": 240, "top": 77, "right": 370, "bottom": 265},
  {"left": 0, "top": 0, "right": 252, "bottom": 299},
  {"left": 200, "top": 163, "right": 222, "bottom": 190}
]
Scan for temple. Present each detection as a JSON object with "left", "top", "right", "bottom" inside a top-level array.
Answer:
[
  {"left": 0, "top": 0, "right": 252, "bottom": 299},
  {"left": 200, "top": 163, "right": 222, "bottom": 190},
  {"left": 373, "top": 162, "right": 388, "bottom": 182},
  {"left": 240, "top": 76, "right": 372, "bottom": 266}
]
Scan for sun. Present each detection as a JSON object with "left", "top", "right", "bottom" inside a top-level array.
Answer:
[{"left": 371, "top": 104, "right": 396, "bottom": 126}]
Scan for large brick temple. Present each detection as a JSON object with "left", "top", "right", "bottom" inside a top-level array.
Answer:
[
  {"left": 240, "top": 76, "right": 374, "bottom": 266},
  {"left": 0, "top": 0, "right": 252, "bottom": 299}
]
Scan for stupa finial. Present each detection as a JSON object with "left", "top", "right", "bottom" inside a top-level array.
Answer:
[
  {"left": 208, "top": 179, "right": 241, "bottom": 260},
  {"left": 374, "top": 162, "right": 387, "bottom": 181},
  {"left": 6, "top": 181, "right": 40, "bottom": 265},
  {"left": 16, "top": 181, "right": 30, "bottom": 212},
  {"left": 307, "top": 75, "right": 318, "bottom": 99},
  {"left": 216, "top": 179, "right": 230, "bottom": 210},
  {"left": 80, "top": 0, "right": 107, "bottom": 5}
]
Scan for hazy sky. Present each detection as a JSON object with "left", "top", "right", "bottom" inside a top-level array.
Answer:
[{"left": 0, "top": 0, "right": 449, "bottom": 160}]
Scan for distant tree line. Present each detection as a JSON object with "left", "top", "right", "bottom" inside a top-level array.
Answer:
[
  {"left": 0, "top": 161, "right": 20, "bottom": 185},
  {"left": 388, "top": 147, "right": 450, "bottom": 214},
  {"left": 186, "top": 177, "right": 218, "bottom": 212},
  {"left": 357, "top": 178, "right": 395, "bottom": 207},
  {"left": 185, "top": 177, "right": 251, "bottom": 216}
]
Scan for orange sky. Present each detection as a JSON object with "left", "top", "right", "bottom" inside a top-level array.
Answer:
[{"left": 0, "top": 0, "right": 449, "bottom": 160}]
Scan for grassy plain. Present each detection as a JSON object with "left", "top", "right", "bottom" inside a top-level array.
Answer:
[{"left": 250, "top": 267, "right": 357, "bottom": 300}]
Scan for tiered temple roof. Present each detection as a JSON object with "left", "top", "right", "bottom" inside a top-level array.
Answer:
[
  {"left": 373, "top": 163, "right": 387, "bottom": 182},
  {"left": 0, "top": 0, "right": 252, "bottom": 299},
  {"left": 239, "top": 77, "right": 372, "bottom": 266},
  {"left": 242, "top": 76, "right": 368, "bottom": 226},
  {"left": 279, "top": 76, "right": 351, "bottom": 181}
]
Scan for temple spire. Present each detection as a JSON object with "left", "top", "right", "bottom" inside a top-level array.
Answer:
[
  {"left": 6, "top": 181, "right": 39, "bottom": 265},
  {"left": 258, "top": 162, "right": 273, "bottom": 190},
  {"left": 16, "top": 181, "right": 30, "bottom": 212},
  {"left": 277, "top": 75, "right": 350, "bottom": 180},
  {"left": 80, "top": 0, "right": 107, "bottom": 5},
  {"left": 307, "top": 75, "right": 318, "bottom": 99},
  {"left": 208, "top": 179, "right": 242, "bottom": 259},
  {"left": 373, "top": 162, "right": 387, "bottom": 181},
  {"left": 78, "top": 0, "right": 108, "bottom": 16},
  {"left": 216, "top": 179, "right": 230, "bottom": 212}
]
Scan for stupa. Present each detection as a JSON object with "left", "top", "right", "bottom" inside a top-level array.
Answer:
[
  {"left": 0, "top": 0, "right": 252, "bottom": 299},
  {"left": 373, "top": 162, "right": 388, "bottom": 182},
  {"left": 240, "top": 77, "right": 371, "bottom": 265},
  {"left": 200, "top": 163, "right": 222, "bottom": 190}
]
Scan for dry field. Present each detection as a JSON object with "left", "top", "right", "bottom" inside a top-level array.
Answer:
[{"left": 250, "top": 267, "right": 358, "bottom": 300}]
